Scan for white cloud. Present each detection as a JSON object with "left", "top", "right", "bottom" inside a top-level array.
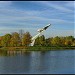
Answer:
[
  {"left": 0, "top": 1, "right": 12, "bottom": 8},
  {"left": 37, "top": 1, "right": 73, "bottom": 13},
  {"left": 0, "top": 1, "right": 11, "bottom": 4},
  {"left": 65, "top": 1, "right": 74, "bottom": 8},
  {"left": 0, "top": 14, "right": 73, "bottom": 26},
  {"left": 0, "top": 26, "right": 74, "bottom": 38},
  {"left": 0, "top": 3, "right": 74, "bottom": 25},
  {"left": 0, "top": 1, "right": 74, "bottom": 37}
]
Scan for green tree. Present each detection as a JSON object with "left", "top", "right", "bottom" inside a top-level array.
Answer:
[
  {"left": 39, "top": 35, "right": 45, "bottom": 46},
  {"left": 45, "top": 37, "right": 53, "bottom": 46},
  {"left": 34, "top": 35, "right": 45, "bottom": 46},
  {"left": 51, "top": 36, "right": 61, "bottom": 46},
  {"left": 34, "top": 36, "right": 40, "bottom": 46}
]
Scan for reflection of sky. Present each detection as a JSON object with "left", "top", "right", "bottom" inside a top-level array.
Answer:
[
  {"left": 0, "top": 1, "right": 74, "bottom": 38},
  {"left": 0, "top": 51, "right": 74, "bottom": 74}
]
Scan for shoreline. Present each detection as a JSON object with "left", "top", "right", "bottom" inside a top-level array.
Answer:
[
  {"left": 0, "top": 46, "right": 75, "bottom": 56},
  {"left": 0, "top": 46, "right": 75, "bottom": 51}
]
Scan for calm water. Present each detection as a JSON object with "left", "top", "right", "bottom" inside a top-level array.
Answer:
[{"left": 0, "top": 50, "right": 75, "bottom": 74}]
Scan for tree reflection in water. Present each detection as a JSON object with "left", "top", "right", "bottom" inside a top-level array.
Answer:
[{"left": 0, "top": 50, "right": 31, "bottom": 56}]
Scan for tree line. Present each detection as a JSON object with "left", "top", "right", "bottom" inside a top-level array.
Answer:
[
  {"left": 0, "top": 31, "right": 75, "bottom": 47},
  {"left": 34, "top": 35, "right": 75, "bottom": 47},
  {"left": 0, "top": 31, "right": 31, "bottom": 47}
]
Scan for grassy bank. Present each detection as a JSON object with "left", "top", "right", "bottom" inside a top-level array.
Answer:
[{"left": 0, "top": 46, "right": 75, "bottom": 51}]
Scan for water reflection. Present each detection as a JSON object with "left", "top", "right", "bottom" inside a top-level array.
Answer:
[
  {"left": 0, "top": 50, "right": 74, "bottom": 74},
  {"left": 0, "top": 51, "right": 32, "bottom": 74},
  {"left": 0, "top": 50, "right": 31, "bottom": 56},
  {"left": 0, "top": 50, "right": 7, "bottom": 56}
]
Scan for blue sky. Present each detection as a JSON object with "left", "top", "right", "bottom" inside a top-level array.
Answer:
[{"left": 0, "top": 1, "right": 75, "bottom": 38}]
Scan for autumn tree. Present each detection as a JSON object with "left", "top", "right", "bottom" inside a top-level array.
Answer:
[
  {"left": 10, "top": 32, "right": 21, "bottom": 47},
  {"left": 0, "top": 36, "right": 3, "bottom": 47},
  {"left": 72, "top": 40, "right": 75, "bottom": 46},
  {"left": 22, "top": 32, "right": 32, "bottom": 46},
  {"left": 64, "top": 36, "right": 74, "bottom": 46},
  {"left": 51, "top": 36, "right": 61, "bottom": 46},
  {"left": 1, "top": 34, "right": 11, "bottom": 47},
  {"left": 0, "top": 30, "right": 74, "bottom": 48}
]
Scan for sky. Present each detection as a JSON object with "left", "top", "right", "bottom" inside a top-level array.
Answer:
[{"left": 0, "top": 1, "right": 75, "bottom": 38}]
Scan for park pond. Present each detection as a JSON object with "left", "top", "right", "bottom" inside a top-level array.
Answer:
[{"left": 0, "top": 49, "right": 75, "bottom": 74}]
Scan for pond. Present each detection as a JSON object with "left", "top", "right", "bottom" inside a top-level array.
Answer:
[{"left": 0, "top": 50, "right": 75, "bottom": 74}]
